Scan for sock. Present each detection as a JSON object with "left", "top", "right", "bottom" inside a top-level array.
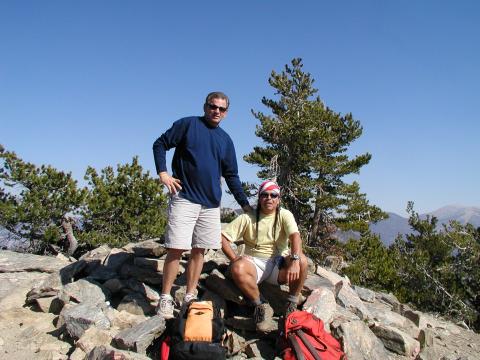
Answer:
[
  {"left": 287, "top": 295, "right": 298, "bottom": 304},
  {"left": 252, "top": 298, "right": 262, "bottom": 306},
  {"left": 160, "top": 293, "right": 173, "bottom": 299}
]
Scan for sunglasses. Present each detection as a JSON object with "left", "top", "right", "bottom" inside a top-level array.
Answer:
[
  {"left": 206, "top": 103, "right": 228, "bottom": 113},
  {"left": 260, "top": 192, "right": 279, "bottom": 199}
]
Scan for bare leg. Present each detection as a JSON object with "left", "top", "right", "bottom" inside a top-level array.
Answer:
[
  {"left": 186, "top": 248, "right": 205, "bottom": 294},
  {"left": 230, "top": 258, "right": 260, "bottom": 301},
  {"left": 161, "top": 248, "right": 185, "bottom": 295}
]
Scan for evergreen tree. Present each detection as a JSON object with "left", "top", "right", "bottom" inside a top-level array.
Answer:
[
  {"left": 0, "top": 145, "right": 86, "bottom": 253},
  {"left": 80, "top": 157, "right": 168, "bottom": 247},
  {"left": 392, "top": 202, "right": 480, "bottom": 329},
  {"left": 342, "top": 231, "right": 399, "bottom": 292},
  {"left": 244, "top": 58, "right": 386, "bottom": 258}
]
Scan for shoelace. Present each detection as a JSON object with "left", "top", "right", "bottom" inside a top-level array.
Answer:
[
  {"left": 254, "top": 305, "right": 265, "bottom": 323},
  {"left": 159, "top": 297, "right": 174, "bottom": 311}
]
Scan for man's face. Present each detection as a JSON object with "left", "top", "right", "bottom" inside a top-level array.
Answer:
[
  {"left": 204, "top": 97, "right": 228, "bottom": 126},
  {"left": 259, "top": 192, "right": 280, "bottom": 214}
]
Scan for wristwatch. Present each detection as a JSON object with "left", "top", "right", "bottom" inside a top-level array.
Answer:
[{"left": 291, "top": 253, "right": 300, "bottom": 261}]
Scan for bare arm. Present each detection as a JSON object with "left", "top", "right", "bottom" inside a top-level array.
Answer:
[{"left": 221, "top": 235, "right": 239, "bottom": 262}]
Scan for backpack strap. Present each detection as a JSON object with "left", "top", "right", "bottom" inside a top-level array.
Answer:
[
  {"left": 287, "top": 333, "right": 306, "bottom": 360},
  {"left": 296, "top": 329, "right": 324, "bottom": 360}
]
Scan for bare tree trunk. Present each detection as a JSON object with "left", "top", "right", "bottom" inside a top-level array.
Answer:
[{"left": 62, "top": 215, "right": 78, "bottom": 255}]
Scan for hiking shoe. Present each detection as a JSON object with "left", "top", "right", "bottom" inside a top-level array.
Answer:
[
  {"left": 284, "top": 301, "right": 297, "bottom": 318},
  {"left": 184, "top": 293, "right": 198, "bottom": 304},
  {"left": 156, "top": 294, "right": 175, "bottom": 319},
  {"left": 254, "top": 302, "right": 276, "bottom": 332}
]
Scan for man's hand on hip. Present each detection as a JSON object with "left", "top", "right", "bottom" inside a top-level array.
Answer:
[{"left": 159, "top": 172, "right": 182, "bottom": 194}]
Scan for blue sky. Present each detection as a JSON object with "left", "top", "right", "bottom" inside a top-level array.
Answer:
[{"left": 1, "top": 1, "right": 479, "bottom": 216}]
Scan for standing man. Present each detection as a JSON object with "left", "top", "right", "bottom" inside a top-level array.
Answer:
[{"left": 153, "top": 91, "right": 252, "bottom": 318}]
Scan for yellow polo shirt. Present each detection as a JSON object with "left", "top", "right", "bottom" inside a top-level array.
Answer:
[{"left": 222, "top": 208, "right": 299, "bottom": 259}]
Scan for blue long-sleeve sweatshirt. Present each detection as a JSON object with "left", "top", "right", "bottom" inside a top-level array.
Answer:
[{"left": 153, "top": 116, "right": 249, "bottom": 208}]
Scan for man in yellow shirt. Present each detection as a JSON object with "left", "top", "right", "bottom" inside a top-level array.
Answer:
[{"left": 221, "top": 180, "right": 308, "bottom": 332}]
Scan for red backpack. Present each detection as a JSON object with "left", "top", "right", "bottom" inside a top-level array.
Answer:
[{"left": 279, "top": 311, "right": 346, "bottom": 360}]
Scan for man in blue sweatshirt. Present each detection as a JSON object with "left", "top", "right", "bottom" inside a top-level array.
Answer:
[{"left": 153, "top": 91, "right": 252, "bottom": 318}]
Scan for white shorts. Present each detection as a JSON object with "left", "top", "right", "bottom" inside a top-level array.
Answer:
[
  {"left": 243, "top": 255, "right": 284, "bottom": 285},
  {"left": 164, "top": 193, "right": 221, "bottom": 250}
]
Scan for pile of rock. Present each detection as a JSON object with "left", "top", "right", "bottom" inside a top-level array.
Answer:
[{"left": 0, "top": 240, "right": 479, "bottom": 359}]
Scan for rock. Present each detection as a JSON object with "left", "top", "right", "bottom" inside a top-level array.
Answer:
[
  {"left": 0, "top": 250, "right": 70, "bottom": 273},
  {"left": 225, "top": 330, "right": 246, "bottom": 354},
  {"left": 324, "top": 255, "right": 346, "bottom": 272},
  {"left": 60, "top": 302, "right": 111, "bottom": 339},
  {"left": 122, "top": 239, "right": 166, "bottom": 258},
  {"left": 35, "top": 296, "right": 56, "bottom": 313},
  {"left": 419, "top": 328, "right": 434, "bottom": 348},
  {"left": 377, "top": 292, "right": 401, "bottom": 309},
  {"left": 225, "top": 316, "right": 256, "bottom": 331},
  {"left": 245, "top": 340, "right": 276, "bottom": 359},
  {"left": 60, "top": 278, "right": 109, "bottom": 304},
  {"left": 336, "top": 282, "right": 371, "bottom": 321},
  {"left": 125, "top": 278, "right": 160, "bottom": 303},
  {"left": 79, "top": 245, "right": 112, "bottom": 274},
  {"left": 353, "top": 285, "right": 376, "bottom": 302},
  {"left": 87, "top": 266, "right": 119, "bottom": 282},
  {"left": 302, "top": 287, "right": 337, "bottom": 327},
  {"left": 76, "top": 327, "right": 114, "bottom": 353},
  {"left": 134, "top": 257, "right": 165, "bottom": 271},
  {"left": 372, "top": 323, "right": 420, "bottom": 357},
  {"left": 332, "top": 319, "right": 389, "bottom": 360},
  {"left": 205, "top": 269, "right": 246, "bottom": 304},
  {"left": 113, "top": 315, "right": 166, "bottom": 354},
  {"left": 0, "top": 271, "right": 50, "bottom": 311},
  {"left": 303, "top": 272, "right": 337, "bottom": 294},
  {"left": 117, "top": 293, "right": 155, "bottom": 316},
  {"left": 119, "top": 263, "right": 162, "bottom": 286},
  {"left": 103, "top": 278, "right": 126, "bottom": 294},
  {"left": 86, "top": 345, "right": 151, "bottom": 360},
  {"left": 104, "top": 308, "right": 148, "bottom": 330},
  {"left": 69, "top": 347, "right": 87, "bottom": 360},
  {"left": 403, "top": 309, "right": 427, "bottom": 329},
  {"left": 315, "top": 266, "right": 349, "bottom": 287},
  {"left": 259, "top": 282, "right": 290, "bottom": 314},
  {"left": 103, "top": 248, "right": 134, "bottom": 271}
]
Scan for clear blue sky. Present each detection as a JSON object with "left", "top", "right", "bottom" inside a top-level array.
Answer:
[{"left": 1, "top": 1, "right": 479, "bottom": 216}]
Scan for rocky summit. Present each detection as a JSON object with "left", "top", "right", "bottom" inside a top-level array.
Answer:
[{"left": 0, "top": 240, "right": 479, "bottom": 360}]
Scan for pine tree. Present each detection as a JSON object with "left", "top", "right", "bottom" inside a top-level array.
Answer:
[
  {"left": 80, "top": 157, "right": 168, "bottom": 247},
  {"left": 342, "top": 231, "right": 399, "bottom": 292},
  {"left": 392, "top": 202, "right": 480, "bottom": 329},
  {"left": 244, "top": 59, "right": 386, "bottom": 258},
  {"left": 0, "top": 145, "right": 86, "bottom": 253}
]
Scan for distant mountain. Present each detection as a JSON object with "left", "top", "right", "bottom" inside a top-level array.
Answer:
[
  {"left": 368, "top": 205, "right": 480, "bottom": 246},
  {"left": 369, "top": 212, "right": 411, "bottom": 246},
  {"left": 428, "top": 205, "right": 480, "bottom": 227}
]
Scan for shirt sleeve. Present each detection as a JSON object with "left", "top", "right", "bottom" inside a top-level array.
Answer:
[
  {"left": 222, "top": 214, "right": 249, "bottom": 242},
  {"left": 152, "top": 118, "right": 189, "bottom": 175},
  {"left": 221, "top": 138, "right": 249, "bottom": 208},
  {"left": 281, "top": 209, "right": 299, "bottom": 237}
]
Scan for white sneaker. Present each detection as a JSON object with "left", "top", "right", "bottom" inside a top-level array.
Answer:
[
  {"left": 184, "top": 293, "right": 198, "bottom": 304},
  {"left": 156, "top": 294, "right": 174, "bottom": 319}
]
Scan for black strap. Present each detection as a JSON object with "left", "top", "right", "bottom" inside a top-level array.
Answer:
[
  {"left": 288, "top": 333, "right": 306, "bottom": 360},
  {"left": 296, "top": 329, "right": 324, "bottom": 360}
]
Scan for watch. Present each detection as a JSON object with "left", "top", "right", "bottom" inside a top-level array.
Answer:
[{"left": 291, "top": 254, "right": 300, "bottom": 261}]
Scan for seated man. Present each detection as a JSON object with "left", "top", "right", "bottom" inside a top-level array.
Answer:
[{"left": 221, "top": 180, "right": 308, "bottom": 332}]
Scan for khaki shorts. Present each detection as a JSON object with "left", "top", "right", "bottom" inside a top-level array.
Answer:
[
  {"left": 164, "top": 193, "right": 221, "bottom": 250},
  {"left": 243, "top": 255, "right": 284, "bottom": 285}
]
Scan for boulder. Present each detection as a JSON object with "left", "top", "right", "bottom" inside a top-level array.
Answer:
[
  {"left": 372, "top": 323, "right": 420, "bottom": 357},
  {"left": 113, "top": 315, "right": 165, "bottom": 354},
  {"left": 59, "top": 302, "right": 111, "bottom": 339},
  {"left": 302, "top": 287, "right": 337, "bottom": 327}
]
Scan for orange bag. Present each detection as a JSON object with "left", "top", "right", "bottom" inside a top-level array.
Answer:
[{"left": 183, "top": 301, "right": 214, "bottom": 342}]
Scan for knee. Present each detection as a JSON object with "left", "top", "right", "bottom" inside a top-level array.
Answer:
[
  {"left": 230, "top": 260, "right": 250, "bottom": 282},
  {"left": 166, "top": 248, "right": 184, "bottom": 261}
]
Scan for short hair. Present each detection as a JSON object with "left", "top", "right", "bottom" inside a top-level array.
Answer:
[{"left": 205, "top": 91, "right": 229, "bottom": 109}]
